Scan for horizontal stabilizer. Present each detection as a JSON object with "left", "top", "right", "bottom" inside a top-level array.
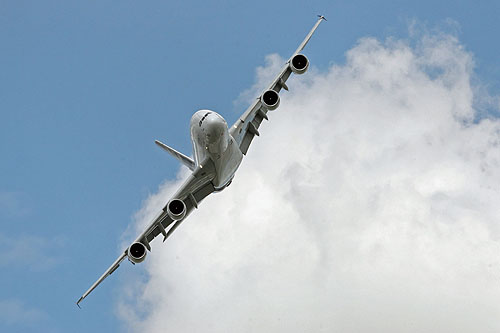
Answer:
[{"left": 155, "top": 140, "right": 195, "bottom": 171}]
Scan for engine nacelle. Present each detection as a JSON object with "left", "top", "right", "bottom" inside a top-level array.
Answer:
[
  {"left": 260, "top": 90, "right": 280, "bottom": 111},
  {"left": 167, "top": 198, "right": 186, "bottom": 221},
  {"left": 290, "top": 54, "right": 309, "bottom": 75},
  {"left": 127, "top": 242, "right": 147, "bottom": 264}
]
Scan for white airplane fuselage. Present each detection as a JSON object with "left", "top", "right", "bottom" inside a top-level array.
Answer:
[{"left": 190, "top": 110, "right": 243, "bottom": 190}]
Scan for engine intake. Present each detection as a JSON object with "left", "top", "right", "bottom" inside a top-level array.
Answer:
[
  {"left": 290, "top": 54, "right": 309, "bottom": 74},
  {"left": 167, "top": 198, "right": 186, "bottom": 221},
  {"left": 261, "top": 90, "right": 280, "bottom": 111},
  {"left": 127, "top": 242, "right": 147, "bottom": 264}
]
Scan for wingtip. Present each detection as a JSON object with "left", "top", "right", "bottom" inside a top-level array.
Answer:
[
  {"left": 76, "top": 297, "right": 83, "bottom": 309},
  {"left": 155, "top": 140, "right": 167, "bottom": 148}
]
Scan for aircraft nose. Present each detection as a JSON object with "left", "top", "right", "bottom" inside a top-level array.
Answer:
[{"left": 204, "top": 115, "right": 226, "bottom": 144}]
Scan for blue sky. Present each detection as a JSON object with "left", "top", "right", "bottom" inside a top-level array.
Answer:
[{"left": 1, "top": 1, "right": 499, "bottom": 332}]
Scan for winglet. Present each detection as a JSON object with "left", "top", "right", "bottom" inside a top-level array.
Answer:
[{"left": 77, "top": 297, "right": 83, "bottom": 309}]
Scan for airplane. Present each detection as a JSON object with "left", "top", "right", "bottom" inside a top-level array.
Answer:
[{"left": 77, "top": 15, "right": 326, "bottom": 307}]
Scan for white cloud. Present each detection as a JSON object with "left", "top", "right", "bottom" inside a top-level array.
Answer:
[{"left": 117, "top": 32, "right": 500, "bottom": 332}]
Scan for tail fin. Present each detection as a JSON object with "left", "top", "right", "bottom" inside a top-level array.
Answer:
[{"left": 155, "top": 140, "right": 195, "bottom": 171}]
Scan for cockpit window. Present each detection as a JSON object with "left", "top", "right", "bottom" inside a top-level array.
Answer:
[{"left": 198, "top": 112, "right": 212, "bottom": 127}]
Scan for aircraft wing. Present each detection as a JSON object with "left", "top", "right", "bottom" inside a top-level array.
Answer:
[
  {"left": 77, "top": 16, "right": 325, "bottom": 307},
  {"left": 77, "top": 158, "right": 217, "bottom": 307},
  {"left": 229, "top": 16, "right": 325, "bottom": 155}
]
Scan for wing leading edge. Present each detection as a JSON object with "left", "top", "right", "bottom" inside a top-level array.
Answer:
[
  {"left": 77, "top": 158, "right": 217, "bottom": 307},
  {"left": 229, "top": 15, "right": 326, "bottom": 155}
]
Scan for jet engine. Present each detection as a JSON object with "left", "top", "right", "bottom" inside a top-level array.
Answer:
[
  {"left": 167, "top": 198, "right": 186, "bottom": 221},
  {"left": 290, "top": 54, "right": 309, "bottom": 74},
  {"left": 260, "top": 89, "right": 280, "bottom": 111},
  {"left": 127, "top": 242, "right": 147, "bottom": 264}
]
